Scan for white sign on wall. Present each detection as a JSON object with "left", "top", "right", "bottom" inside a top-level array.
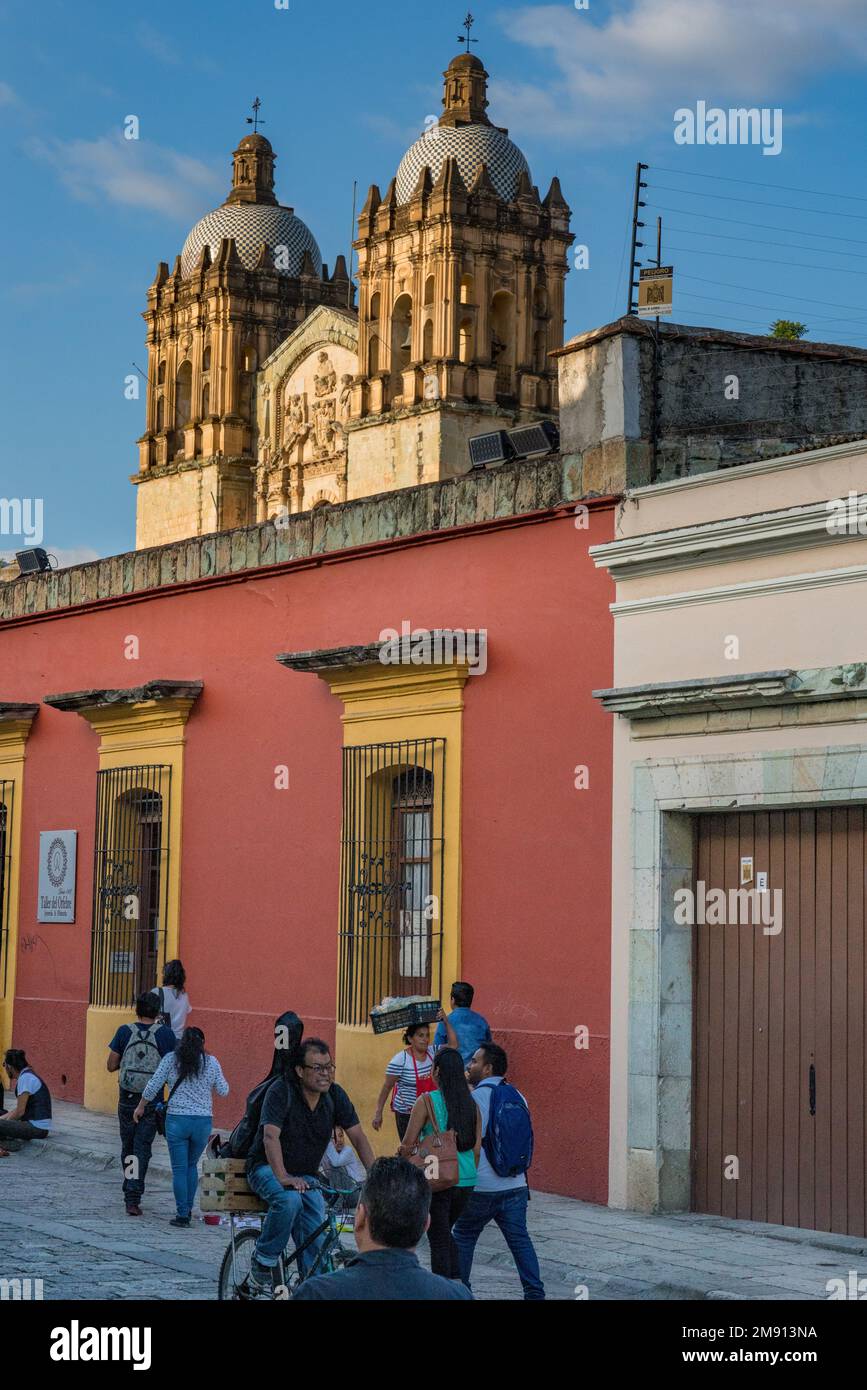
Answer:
[{"left": 37, "top": 831, "right": 77, "bottom": 923}]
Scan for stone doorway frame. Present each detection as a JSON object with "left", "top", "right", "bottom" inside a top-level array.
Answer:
[{"left": 626, "top": 741, "right": 867, "bottom": 1213}]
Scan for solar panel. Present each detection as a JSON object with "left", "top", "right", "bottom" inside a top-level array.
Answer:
[
  {"left": 468, "top": 431, "right": 514, "bottom": 469},
  {"left": 506, "top": 421, "right": 559, "bottom": 459}
]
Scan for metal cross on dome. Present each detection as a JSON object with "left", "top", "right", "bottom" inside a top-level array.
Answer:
[
  {"left": 246, "top": 97, "right": 265, "bottom": 133},
  {"left": 458, "top": 12, "right": 477, "bottom": 51}
]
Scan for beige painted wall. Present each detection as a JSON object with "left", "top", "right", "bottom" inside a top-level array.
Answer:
[{"left": 601, "top": 439, "right": 867, "bottom": 1208}]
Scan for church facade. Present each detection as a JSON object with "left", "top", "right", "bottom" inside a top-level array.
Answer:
[{"left": 134, "top": 49, "right": 573, "bottom": 546}]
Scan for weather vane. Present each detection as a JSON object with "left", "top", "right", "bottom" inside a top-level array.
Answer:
[
  {"left": 246, "top": 97, "right": 264, "bottom": 133},
  {"left": 458, "top": 12, "right": 477, "bottom": 51}
]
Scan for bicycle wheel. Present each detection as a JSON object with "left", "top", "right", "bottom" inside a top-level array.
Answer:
[{"left": 218, "top": 1227, "right": 259, "bottom": 1301}]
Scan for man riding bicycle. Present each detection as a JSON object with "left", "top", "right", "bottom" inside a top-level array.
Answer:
[{"left": 245, "top": 1037, "right": 375, "bottom": 1299}]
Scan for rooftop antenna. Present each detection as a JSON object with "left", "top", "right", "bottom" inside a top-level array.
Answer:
[
  {"left": 458, "top": 12, "right": 477, "bottom": 51},
  {"left": 246, "top": 97, "right": 265, "bottom": 134}
]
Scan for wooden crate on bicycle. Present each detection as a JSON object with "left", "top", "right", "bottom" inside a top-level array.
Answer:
[{"left": 200, "top": 1158, "right": 266, "bottom": 1213}]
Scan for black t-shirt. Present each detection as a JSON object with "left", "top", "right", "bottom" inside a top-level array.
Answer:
[{"left": 247, "top": 1078, "right": 359, "bottom": 1177}]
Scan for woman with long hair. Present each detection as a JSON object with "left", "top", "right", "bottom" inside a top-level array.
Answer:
[
  {"left": 373, "top": 1022, "right": 437, "bottom": 1141},
  {"left": 134, "top": 1027, "right": 228, "bottom": 1226},
  {"left": 399, "top": 1046, "right": 481, "bottom": 1278},
  {"left": 157, "top": 958, "right": 191, "bottom": 1040}
]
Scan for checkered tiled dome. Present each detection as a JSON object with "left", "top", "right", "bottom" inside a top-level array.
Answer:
[
  {"left": 395, "top": 123, "right": 530, "bottom": 204},
  {"left": 180, "top": 203, "right": 322, "bottom": 278}
]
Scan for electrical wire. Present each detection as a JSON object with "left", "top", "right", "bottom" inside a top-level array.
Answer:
[{"left": 649, "top": 165, "right": 867, "bottom": 205}]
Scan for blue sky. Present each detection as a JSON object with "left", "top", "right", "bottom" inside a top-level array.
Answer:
[{"left": 2, "top": 0, "right": 866, "bottom": 561}]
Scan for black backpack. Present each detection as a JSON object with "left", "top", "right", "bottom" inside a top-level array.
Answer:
[
  {"left": 214, "top": 1010, "right": 304, "bottom": 1159},
  {"left": 221, "top": 1076, "right": 281, "bottom": 1158}
]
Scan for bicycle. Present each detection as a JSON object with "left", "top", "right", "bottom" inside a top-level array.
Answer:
[{"left": 217, "top": 1180, "right": 357, "bottom": 1300}]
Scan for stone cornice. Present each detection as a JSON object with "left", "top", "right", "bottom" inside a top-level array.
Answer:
[
  {"left": 0, "top": 703, "right": 40, "bottom": 724},
  {"left": 1, "top": 457, "right": 594, "bottom": 625},
  {"left": 591, "top": 491, "right": 867, "bottom": 581},
  {"left": 593, "top": 663, "right": 867, "bottom": 720},
  {"left": 44, "top": 680, "right": 203, "bottom": 713}
]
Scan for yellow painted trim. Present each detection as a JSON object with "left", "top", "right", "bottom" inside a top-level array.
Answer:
[
  {"left": 84, "top": 1005, "right": 133, "bottom": 1114},
  {"left": 319, "top": 662, "right": 468, "bottom": 1133},
  {"left": 0, "top": 716, "right": 36, "bottom": 1058},
  {"left": 73, "top": 697, "right": 197, "bottom": 1110}
]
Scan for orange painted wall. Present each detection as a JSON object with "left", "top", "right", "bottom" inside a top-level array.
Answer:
[{"left": 1, "top": 506, "right": 614, "bottom": 1200}]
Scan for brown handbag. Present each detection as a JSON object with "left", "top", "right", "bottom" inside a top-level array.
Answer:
[{"left": 404, "top": 1093, "right": 459, "bottom": 1192}]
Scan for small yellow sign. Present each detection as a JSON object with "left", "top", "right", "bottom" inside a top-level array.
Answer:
[{"left": 638, "top": 266, "right": 673, "bottom": 317}]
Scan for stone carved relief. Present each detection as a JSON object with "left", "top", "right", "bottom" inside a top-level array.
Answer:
[{"left": 314, "top": 351, "right": 337, "bottom": 398}]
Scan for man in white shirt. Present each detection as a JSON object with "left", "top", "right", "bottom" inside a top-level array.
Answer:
[
  {"left": 452, "top": 1042, "right": 545, "bottom": 1300},
  {"left": 1, "top": 1048, "right": 52, "bottom": 1150}
]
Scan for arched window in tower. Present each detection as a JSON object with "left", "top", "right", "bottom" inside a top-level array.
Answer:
[
  {"left": 490, "top": 291, "right": 515, "bottom": 392},
  {"left": 534, "top": 328, "right": 548, "bottom": 375},
  {"left": 157, "top": 360, "right": 167, "bottom": 386},
  {"left": 424, "top": 276, "right": 435, "bottom": 306},
  {"left": 460, "top": 274, "right": 475, "bottom": 306},
  {"left": 155, "top": 394, "right": 165, "bottom": 432},
  {"left": 459, "top": 317, "right": 474, "bottom": 365},
  {"left": 174, "top": 361, "right": 192, "bottom": 429},
  {"left": 423, "top": 317, "right": 434, "bottom": 362},
  {"left": 391, "top": 293, "right": 413, "bottom": 385},
  {"left": 201, "top": 343, "right": 211, "bottom": 421},
  {"left": 239, "top": 344, "right": 257, "bottom": 421},
  {"left": 534, "top": 284, "right": 549, "bottom": 318},
  {"left": 368, "top": 292, "right": 381, "bottom": 376}
]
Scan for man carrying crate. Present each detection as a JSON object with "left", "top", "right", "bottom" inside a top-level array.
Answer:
[{"left": 245, "top": 1037, "right": 376, "bottom": 1299}]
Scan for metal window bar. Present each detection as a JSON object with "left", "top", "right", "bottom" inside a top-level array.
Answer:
[
  {"left": 339, "top": 739, "right": 445, "bottom": 1027},
  {"left": 90, "top": 764, "right": 172, "bottom": 1009},
  {"left": 0, "top": 780, "right": 13, "bottom": 999}
]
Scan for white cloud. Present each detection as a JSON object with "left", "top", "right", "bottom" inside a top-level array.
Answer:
[
  {"left": 494, "top": 0, "right": 867, "bottom": 144},
  {"left": 25, "top": 133, "right": 223, "bottom": 220},
  {"left": 135, "top": 22, "right": 180, "bottom": 66}
]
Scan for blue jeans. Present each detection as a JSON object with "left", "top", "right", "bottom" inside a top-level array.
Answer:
[
  {"left": 452, "top": 1188, "right": 545, "bottom": 1300},
  {"left": 165, "top": 1114, "right": 212, "bottom": 1218},
  {"left": 247, "top": 1165, "right": 326, "bottom": 1272}
]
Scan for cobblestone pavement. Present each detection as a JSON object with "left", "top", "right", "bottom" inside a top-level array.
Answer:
[
  {"left": 0, "top": 1148, "right": 570, "bottom": 1301},
  {"left": 5, "top": 1107, "right": 867, "bottom": 1302}
]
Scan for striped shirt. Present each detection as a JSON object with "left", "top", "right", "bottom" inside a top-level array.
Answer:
[
  {"left": 142, "top": 1052, "right": 229, "bottom": 1117},
  {"left": 386, "top": 1047, "right": 435, "bottom": 1114}
]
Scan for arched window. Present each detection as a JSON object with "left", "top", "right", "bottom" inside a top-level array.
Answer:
[
  {"left": 239, "top": 344, "right": 256, "bottom": 421},
  {"left": 390, "top": 767, "right": 434, "bottom": 993},
  {"left": 423, "top": 317, "right": 434, "bottom": 361},
  {"left": 368, "top": 292, "right": 381, "bottom": 376},
  {"left": 201, "top": 383, "right": 210, "bottom": 418},
  {"left": 174, "top": 361, "right": 192, "bottom": 428},
  {"left": 391, "top": 293, "right": 413, "bottom": 384},
  {"left": 460, "top": 274, "right": 475, "bottom": 305},
  {"left": 338, "top": 740, "right": 445, "bottom": 1023},
  {"left": 490, "top": 291, "right": 515, "bottom": 391},
  {"left": 91, "top": 768, "right": 170, "bottom": 1006},
  {"left": 423, "top": 276, "right": 435, "bottom": 306},
  {"left": 534, "top": 284, "right": 548, "bottom": 318},
  {"left": 534, "top": 329, "right": 548, "bottom": 374},
  {"left": 157, "top": 360, "right": 166, "bottom": 386},
  {"left": 458, "top": 317, "right": 474, "bottom": 365},
  {"left": 0, "top": 790, "right": 9, "bottom": 988},
  {"left": 202, "top": 345, "right": 211, "bottom": 373}
]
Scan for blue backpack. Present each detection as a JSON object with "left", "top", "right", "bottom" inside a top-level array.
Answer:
[{"left": 482, "top": 1082, "right": 534, "bottom": 1177}]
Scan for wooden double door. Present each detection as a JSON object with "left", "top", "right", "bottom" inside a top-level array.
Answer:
[{"left": 693, "top": 807, "right": 867, "bottom": 1237}]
